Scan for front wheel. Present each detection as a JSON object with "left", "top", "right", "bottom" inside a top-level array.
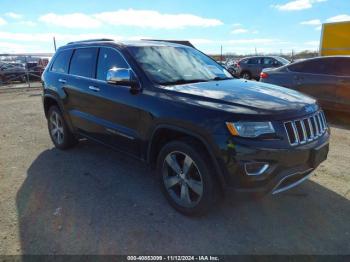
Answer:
[
  {"left": 47, "top": 106, "right": 77, "bottom": 149},
  {"left": 156, "top": 140, "right": 218, "bottom": 216}
]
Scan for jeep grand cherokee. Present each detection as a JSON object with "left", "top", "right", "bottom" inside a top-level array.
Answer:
[{"left": 41, "top": 39, "right": 329, "bottom": 215}]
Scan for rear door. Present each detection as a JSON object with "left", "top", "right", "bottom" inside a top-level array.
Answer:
[
  {"left": 288, "top": 59, "right": 338, "bottom": 110},
  {"left": 64, "top": 47, "right": 100, "bottom": 136},
  {"left": 246, "top": 57, "right": 262, "bottom": 78}
]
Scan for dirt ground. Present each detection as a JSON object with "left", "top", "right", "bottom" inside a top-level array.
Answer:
[{"left": 0, "top": 88, "right": 349, "bottom": 255}]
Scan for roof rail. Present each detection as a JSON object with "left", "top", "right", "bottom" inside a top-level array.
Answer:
[{"left": 67, "top": 38, "right": 114, "bottom": 45}]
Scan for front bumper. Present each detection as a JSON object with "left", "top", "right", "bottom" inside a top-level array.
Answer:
[{"left": 212, "top": 130, "right": 330, "bottom": 196}]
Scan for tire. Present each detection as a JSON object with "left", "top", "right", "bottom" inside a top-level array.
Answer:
[
  {"left": 47, "top": 106, "right": 78, "bottom": 150},
  {"left": 156, "top": 139, "right": 218, "bottom": 216},
  {"left": 240, "top": 71, "right": 251, "bottom": 80}
]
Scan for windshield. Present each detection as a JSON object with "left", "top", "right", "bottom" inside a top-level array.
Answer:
[
  {"left": 275, "top": 57, "right": 290, "bottom": 65},
  {"left": 128, "top": 46, "right": 233, "bottom": 85}
]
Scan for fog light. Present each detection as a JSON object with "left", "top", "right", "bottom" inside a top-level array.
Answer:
[{"left": 244, "top": 162, "right": 269, "bottom": 176}]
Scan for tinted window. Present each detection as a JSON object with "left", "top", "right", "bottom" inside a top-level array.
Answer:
[
  {"left": 288, "top": 59, "right": 332, "bottom": 75},
  {"left": 69, "top": 48, "right": 98, "bottom": 78},
  {"left": 97, "top": 47, "right": 129, "bottom": 80},
  {"left": 263, "top": 58, "right": 275, "bottom": 65},
  {"left": 247, "top": 58, "right": 262, "bottom": 64},
  {"left": 51, "top": 49, "right": 72, "bottom": 74}
]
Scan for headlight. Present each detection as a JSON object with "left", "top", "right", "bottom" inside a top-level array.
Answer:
[{"left": 226, "top": 121, "right": 275, "bottom": 138}]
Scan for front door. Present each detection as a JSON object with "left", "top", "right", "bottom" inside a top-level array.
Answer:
[{"left": 84, "top": 47, "right": 142, "bottom": 156}]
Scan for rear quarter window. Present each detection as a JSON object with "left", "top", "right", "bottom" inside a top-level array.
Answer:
[{"left": 51, "top": 49, "right": 73, "bottom": 74}]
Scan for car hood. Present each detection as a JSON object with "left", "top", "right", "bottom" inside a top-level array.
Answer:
[{"left": 162, "top": 79, "right": 318, "bottom": 117}]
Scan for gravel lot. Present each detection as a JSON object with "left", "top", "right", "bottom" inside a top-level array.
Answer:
[{"left": 0, "top": 88, "right": 349, "bottom": 255}]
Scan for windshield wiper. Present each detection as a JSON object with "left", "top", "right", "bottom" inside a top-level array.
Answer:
[{"left": 160, "top": 79, "right": 209, "bottom": 86}]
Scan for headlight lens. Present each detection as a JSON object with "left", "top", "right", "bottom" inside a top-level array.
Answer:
[{"left": 226, "top": 121, "right": 275, "bottom": 138}]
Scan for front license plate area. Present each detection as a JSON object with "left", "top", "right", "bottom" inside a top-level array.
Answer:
[{"left": 309, "top": 143, "right": 329, "bottom": 168}]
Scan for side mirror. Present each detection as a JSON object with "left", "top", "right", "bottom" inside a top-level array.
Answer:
[{"left": 106, "top": 68, "right": 141, "bottom": 92}]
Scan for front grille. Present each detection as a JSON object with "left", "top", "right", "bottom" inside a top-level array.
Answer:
[{"left": 284, "top": 111, "right": 327, "bottom": 146}]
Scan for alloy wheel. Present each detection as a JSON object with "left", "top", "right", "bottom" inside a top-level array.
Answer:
[
  {"left": 49, "top": 111, "right": 64, "bottom": 145},
  {"left": 162, "top": 151, "right": 204, "bottom": 208}
]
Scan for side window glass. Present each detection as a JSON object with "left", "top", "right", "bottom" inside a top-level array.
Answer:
[
  {"left": 263, "top": 58, "right": 274, "bottom": 65},
  {"left": 96, "top": 47, "right": 129, "bottom": 81},
  {"left": 249, "top": 58, "right": 256, "bottom": 64},
  {"left": 51, "top": 49, "right": 73, "bottom": 74},
  {"left": 289, "top": 59, "right": 331, "bottom": 75},
  {"left": 69, "top": 48, "right": 98, "bottom": 78},
  {"left": 288, "top": 62, "right": 304, "bottom": 73}
]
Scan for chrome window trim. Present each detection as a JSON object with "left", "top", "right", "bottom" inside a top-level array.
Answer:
[{"left": 49, "top": 45, "right": 134, "bottom": 82}]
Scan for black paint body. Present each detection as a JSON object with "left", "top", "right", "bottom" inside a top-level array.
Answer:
[{"left": 42, "top": 40, "right": 330, "bottom": 195}]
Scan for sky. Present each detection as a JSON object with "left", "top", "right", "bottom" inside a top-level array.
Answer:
[{"left": 0, "top": 0, "right": 349, "bottom": 54}]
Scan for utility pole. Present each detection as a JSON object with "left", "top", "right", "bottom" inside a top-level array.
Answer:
[
  {"left": 53, "top": 37, "right": 57, "bottom": 52},
  {"left": 255, "top": 47, "right": 257, "bottom": 55}
]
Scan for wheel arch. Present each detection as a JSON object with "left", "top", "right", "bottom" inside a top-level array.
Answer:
[
  {"left": 43, "top": 94, "right": 61, "bottom": 118},
  {"left": 147, "top": 125, "right": 226, "bottom": 189},
  {"left": 43, "top": 94, "right": 75, "bottom": 133}
]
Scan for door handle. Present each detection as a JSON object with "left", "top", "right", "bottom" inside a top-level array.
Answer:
[
  {"left": 88, "top": 86, "right": 100, "bottom": 92},
  {"left": 58, "top": 78, "right": 66, "bottom": 84}
]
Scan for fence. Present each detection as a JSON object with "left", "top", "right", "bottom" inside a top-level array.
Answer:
[{"left": 0, "top": 54, "right": 52, "bottom": 89}]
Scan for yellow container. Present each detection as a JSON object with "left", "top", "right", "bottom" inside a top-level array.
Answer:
[{"left": 320, "top": 21, "right": 350, "bottom": 56}]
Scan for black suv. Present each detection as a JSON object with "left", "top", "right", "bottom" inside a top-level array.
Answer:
[{"left": 42, "top": 39, "right": 329, "bottom": 215}]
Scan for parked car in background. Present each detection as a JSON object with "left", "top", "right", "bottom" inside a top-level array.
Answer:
[
  {"left": 260, "top": 56, "right": 350, "bottom": 113},
  {"left": 0, "top": 63, "right": 26, "bottom": 84},
  {"left": 236, "top": 56, "right": 290, "bottom": 80},
  {"left": 225, "top": 60, "right": 239, "bottom": 76},
  {"left": 26, "top": 61, "right": 44, "bottom": 80},
  {"left": 42, "top": 39, "right": 329, "bottom": 215}
]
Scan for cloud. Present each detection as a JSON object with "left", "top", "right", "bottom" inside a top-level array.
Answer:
[
  {"left": 0, "top": 41, "right": 41, "bottom": 53},
  {"left": 93, "top": 9, "right": 223, "bottom": 29},
  {"left": 231, "top": 28, "right": 248, "bottom": 34},
  {"left": 272, "top": 0, "right": 327, "bottom": 11},
  {"left": 4, "top": 12, "right": 22, "bottom": 19},
  {"left": 0, "top": 31, "right": 111, "bottom": 42},
  {"left": 0, "top": 17, "right": 6, "bottom": 26},
  {"left": 38, "top": 9, "right": 223, "bottom": 29},
  {"left": 326, "top": 14, "right": 350, "bottom": 23},
  {"left": 18, "top": 21, "right": 37, "bottom": 27},
  {"left": 300, "top": 19, "right": 321, "bottom": 25},
  {"left": 39, "top": 13, "right": 101, "bottom": 28}
]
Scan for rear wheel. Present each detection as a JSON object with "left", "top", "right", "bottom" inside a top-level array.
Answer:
[
  {"left": 48, "top": 106, "right": 77, "bottom": 149},
  {"left": 241, "top": 71, "right": 251, "bottom": 80},
  {"left": 157, "top": 140, "right": 218, "bottom": 216}
]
